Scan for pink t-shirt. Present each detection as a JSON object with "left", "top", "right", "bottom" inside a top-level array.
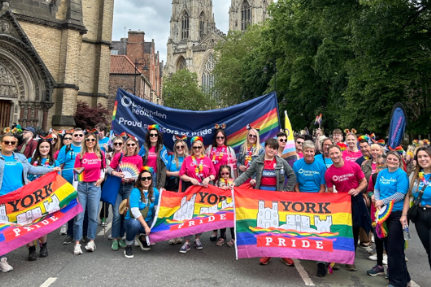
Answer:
[
  {"left": 110, "top": 153, "right": 143, "bottom": 172},
  {"left": 146, "top": 146, "right": 157, "bottom": 173},
  {"left": 342, "top": 150, "right": 362, "bottom": 163},
  {"left": 324, "top": 160, "right": 365, "bottom": 193},
  {"left": 74, "top": 152, "right": 106, "bottom": 182},
  {"left": 179, "top": 155, "right": 216, "bottom": 183}
]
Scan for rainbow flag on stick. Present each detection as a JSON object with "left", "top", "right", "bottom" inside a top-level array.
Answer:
[
  {"left": 234, "top": 187, "right": 355, "bottom": 264},
  {"left": 281, "top": 110, "right": 296, "bottom": 159},
  {"left": 149, "top": 185, "right": 234, "bottom": 243},
  {"left": 0, "top": 172, "right": 82, "bottom": 256}
]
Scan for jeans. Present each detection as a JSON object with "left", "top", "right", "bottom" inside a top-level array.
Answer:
[
  {"left": 111, "top": 183, "right": 134, "bottom": 238},
  {"left": 74, "top": 182, "right": 101, "bottom": 241},
  {"left": 125, "top": 218, "right": 147, "bottom": 245},
  {"left": 414, "top": 207, "right": 431, "bottom": 269}
]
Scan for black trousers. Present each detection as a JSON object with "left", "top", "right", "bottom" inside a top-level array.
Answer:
[
  {"left": 384, "top": 211, "right": 410, "bottom": 287},
  {"left": 414, "top": 207, "right": 431, "bottom": 270}
]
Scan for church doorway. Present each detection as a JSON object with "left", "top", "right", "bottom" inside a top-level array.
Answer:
[{"left": 0, "top": 99, "right": 11, "bottom": 128}]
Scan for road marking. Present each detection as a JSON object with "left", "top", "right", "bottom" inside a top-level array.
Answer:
[
  {"left": 293, "top": 259, "right": 315, "bottom": 286},
  {"left": 97, "top": 222, "right": 112, "bottom": 237},
  {"left": 40, "top": 277, "right": 57, "bottom": 287},
  {"left": 410, "top": 280, "right": 420, "bottom": 287}
]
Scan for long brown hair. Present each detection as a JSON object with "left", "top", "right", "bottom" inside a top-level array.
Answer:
[
  {"left": 408, "top": 147, "right": 431, "bottom": 195},
  {"left": 135, "top": 170, "right": 155, "bottom": 203},
  {"left": 80, "top": 133, "right": 102, "bottom": 159}
]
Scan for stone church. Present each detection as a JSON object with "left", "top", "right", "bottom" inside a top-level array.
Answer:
[
  {"left": 165, "top": 0, "right": 272, "bottom": 93},
  {"left": 0, "top": 0, "right": 113, "bottom": 130}
]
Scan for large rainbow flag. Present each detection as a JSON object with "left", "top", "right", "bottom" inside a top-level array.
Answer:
[
  {"left": 149, "top": 185, "right": 234, "bottom": 243},
  {"left": 234, "top": 187, "right": 355, "bottom": 264},
  {"left": 112, "top": 88, "right": 280, "bottom": 152},
  {"left": 0, "top": 172, "right": 82, "bottom": 256}
]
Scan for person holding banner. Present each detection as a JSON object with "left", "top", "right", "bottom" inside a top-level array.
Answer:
[
  {"left": 124, "top": 167, "right": 159, "bottom": 258},
  {"left": 234, "top": 138, "right": 296, "bottom": 266},
  {"left": 237, "top": 127, "right": 263, "bottom": 176},
  {"left": 139, "top": 125, "right": 168, "bottom": 189},
  {"left": 374, "top": 151, "right": 410, "bottom": 286},
  {"left": 0, "top": 132, "right": 60, "bottom": 272},
  {"left": 325, "top": 144, "right": 370, "bottom": 271},
  {"left": 73, "top": 132, "right": 106, "bottom": 255},
  {"left": 108, "top": 136, "right": 143, "bottom": 251},
  {"left": 179, "top": 136, "right": 216, "bottom": 253}
]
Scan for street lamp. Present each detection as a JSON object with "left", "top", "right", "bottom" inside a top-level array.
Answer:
[{"left": 133, "top": 58, "right": 149, "bottom": 96}]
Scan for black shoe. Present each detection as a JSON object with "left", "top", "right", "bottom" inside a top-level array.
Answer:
[
  {"left": 316, "top": 263, "right": 327, "bottom": 277},
  {"left": 137, "top": 235, "right": 151, "bottom": 251},
  {"left": 28, "top": 246, "right": 37, "bottom": 261},
  {"left": 39, "top": 243, "right": 48, "bottom": 258},
  {"left": 124, "top": 245, "right": 134, "bottom": 258},
  {"left": 63, "top": 235, "right": 73, "bottom": 245}
]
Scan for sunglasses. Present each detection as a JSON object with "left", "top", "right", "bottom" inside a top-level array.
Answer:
[
  {"left": 86, "top": 138, "right": 96, "bottom": 142},
  {"left": 221, "top": 172, "right": 230, "bottom": 176},
  {"left": 64, "top": 137, "right": 72, "bottom": 140},
  {"left": 141, "top": 176, "right": 152, "bottom": 181},
  {"left": 113, "top": 142, "right": 123, "bottom": 146},
  {"left": 296, "top": 141, "right": 304, "bottom": 144},
  {"left": 176, "top": 145, "right": 185, "bottom": 149},
  {"left": 248, "top": 134, "right": 257, "bottom": 138},
  {"left": 149, "top": 133, "right": 158, "bottom": 137},
  {"left": 2, "top": 140, "right": 17, "bottom": 145},
  {"left": 216, "top": 136, "right": 225, "bottom": 140},
  {"left": 193, "top": 146, "right": 202, "bottom": 149},
  {"left": 279, "top": 139, "right": 287, "bottom": 142},
  {"left": 73, "top": 134, "right": 84, "bottom": 137},
  {"left": 127, "top": 143, "right": 136, "bottom": 147}
]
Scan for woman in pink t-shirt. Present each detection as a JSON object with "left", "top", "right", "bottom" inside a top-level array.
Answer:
[
  {"left": 343, "top": 133, "right": 362, "bottom": 163},
  {"left": 205, "top": 128, "right": 237, "bottom": 180},
  {"left": 73, "top": 132, "right": 106, "bottom": 255}
]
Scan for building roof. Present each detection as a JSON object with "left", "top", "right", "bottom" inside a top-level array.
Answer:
[{"left": 110, "top": 55, "right": 142, "bottom": 74}]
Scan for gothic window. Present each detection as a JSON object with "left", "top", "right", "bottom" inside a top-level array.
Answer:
[
  {"left": 241, "top": 0, "right": 251, "bottom": 31},
  {"left": 181, "top": 11, "right": 189, "bottom": 40},
  {"left": 199, "top": 12, "right": 205, "bottom": 40},
  {"left": 202, "top": 54, "right": 215, "bottom": 95},
  {"left": 177, "top": 57, "right": 187, "bottom": 71}
]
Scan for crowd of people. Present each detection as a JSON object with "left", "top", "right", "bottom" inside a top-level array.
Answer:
[{"left": 0, "top": 123, "right": 430, "bottom": 287}]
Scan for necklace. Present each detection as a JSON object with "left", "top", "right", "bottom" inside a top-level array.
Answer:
[
  {"left": 245, "top": 145, "right": 255, "bottom": 166},
  {"left": 192, "top": 156, "right": 205, "bottom": 178},
  {"left": 211, "top": 146, "right": 226, "bottom": 164}
]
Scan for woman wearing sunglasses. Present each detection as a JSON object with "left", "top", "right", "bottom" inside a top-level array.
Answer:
[
  {"left": 53, "top": 131, "right": 73, "bottom": 160},
  {"left": 73, "top": 132, "right": 106, "bottom": 255},
  {"left": 108, "top": 136, "right": 143, "bottom": 251},
  {"left": 237, "top": 127, "right": 264, "bottom": 176},
  {"left": 124, "top": 167, "right": 159, "bottom": 258},
  {"left": 178, "top": 136, "right": 216, "bottom": 253},
  {"left": 0, "top": 132, "right": 60, "bottom": 272}
]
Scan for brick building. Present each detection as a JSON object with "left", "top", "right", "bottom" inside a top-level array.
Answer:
[{"left": 0, "top": 0, "right": 113, "bottom": 129}]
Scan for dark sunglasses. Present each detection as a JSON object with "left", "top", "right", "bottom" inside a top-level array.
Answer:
[
  {"left": 73, "top": 134, "right": 84, "bottom": 137},
  {"left": 2, "top": 140, "right": 17, "bottom": 145},
  {"left": 248, "top": 134, "right": 257, "bottom": 138},
  {"left": 216, "top": 136, "right": 225, "bottom": 140},
  {"left": 113, "top": 142, "right": 123, "bottom": 146},
  {"left": 193, "top": 146, "right": 202, "bottom": 149},
  {"left": 141, "top": 176, "right": 152, "bottom": 181},
  {"left": 127, "top": 143, "right": 136, "bottom": 147},
  {"left": 149, "top": 133, "right": 158, "bottom": 137},
  {"left": 86, "top": 138, "right": 96, "bottom": 142},
  {"left": 176, "top": 145, "right": 185, "bottom": 149},
  {"left": 279, "top": 139, "right": 287, "bottom": 142},
  {"left": 296, "top": 141, "right": 304, "bottom": 144},
  {"left": 220, "top": 172, "right": 230, "bottom": 175},
  {"left": 64, "top": 137, "right": 72, "bottom": 140}
]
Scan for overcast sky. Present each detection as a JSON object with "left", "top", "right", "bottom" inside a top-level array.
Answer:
[{"left": 112, "top": 1, "right": 231, "bottom": 63}]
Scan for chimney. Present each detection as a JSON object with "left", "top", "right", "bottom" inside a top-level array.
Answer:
[{"left": 127, "top": 31, "right": 145, "bottom": 63}]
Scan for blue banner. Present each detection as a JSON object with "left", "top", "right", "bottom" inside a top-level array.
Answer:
[{"left": 388, "top": 104, "right": 407, "bottom": 149}]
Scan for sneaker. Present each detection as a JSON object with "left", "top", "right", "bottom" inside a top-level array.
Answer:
[
  {"left": 363, "top": 245, "right": 373, "bottom": 254},
  {"left": 281, "top": 258, "right": 295, "bottom": 267},
  {"left": 317, "top": 262, "right": 327, "bottom": 277},
  {"left": 63, "top": 235, "right": 73, "bottom": 245},
  {"left": 28, "top": 246, "right": 37, "bottom": 261},
  {"left": 73, "top": 244, "right": 83, "bottom": 255},
  {"left": 194, "top": 238, "right": 203, "bottom": 250},
  {"left": 168, "top": 239, "right": 176, "bottom": 245},
  {"left": 179, "top": 242, "right": 191, "bottom": 254},
  {"left": 0, "top": 257, "right": 13, "bottom": 272},
  {"left": 124, "top": 245, "right": 134, "bottom": 259},
  {"left": 346, "top": 264, "right": 357, "bottom": 271},
  {"left": 118, "top": 239, "right": 127, "bottom": 248},
  {"left": 85, "top": 240, "right": 96, "bottom": 252},
  {"left": 382, "top": 254, "right": 388, "bottom": 265},
  {"left": 134, "top": 238, "right": 140, "bottom": 246},
  {"left": 368, "top": 253, "right": 377, "bottom": 261},
  {"left": 100, "top": 218, "right": 108, "bottom": 227},
  {"left": 39, "top": 243, "right": 48, "bottom": 258},
  {"left": 111, "top": 239, "right": 119, "bottom": 251},
  {"left": 259, "top": 257, "right": 271, "bottom": 265},
  {"left": 59, "top": 224, "right": 67, "bottom": 235},
  {"left": 175, "top": 237, "right": 183, "bottom": 244},
  {"left": 81, "top": 236, "right": 88, "bottom": 244},
  {"left": 367, "top": 264, "right": 385, "bottom": 276},
  {"left": 137, "top": 235, "right": 151, "bottom": 251}
]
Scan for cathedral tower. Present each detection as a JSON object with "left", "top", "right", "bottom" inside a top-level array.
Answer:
[{"left": 229, "top": 0, "right": 273, "bottom": 31}]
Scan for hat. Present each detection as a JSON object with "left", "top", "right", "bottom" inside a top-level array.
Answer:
[{"left": 24, "top": 127, "right": 35, "bottom": 134}]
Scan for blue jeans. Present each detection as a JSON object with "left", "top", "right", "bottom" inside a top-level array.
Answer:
[
  {"left": 111, "top": 183, "right": 134, "bottom": 238},
  {"left": 74, "top": 182, "right": 101, "bottom": 241},
  {"left": 125, "top": 218, "right": 147, "bottom": 245}
]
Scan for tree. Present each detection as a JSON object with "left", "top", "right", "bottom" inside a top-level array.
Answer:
[
  {"left": 163, "top": 69, "right": 217, "bottom": 110},
  {"left": 74, "top": 101, "right": 110, "bottom": 129}
]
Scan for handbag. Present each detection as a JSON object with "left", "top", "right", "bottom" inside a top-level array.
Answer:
[
  {"left": 407, "top": 181, "right": 427, "bottom": 223},
  {"left": 101, "top": 154, "right": 123, "bottom": 206}
]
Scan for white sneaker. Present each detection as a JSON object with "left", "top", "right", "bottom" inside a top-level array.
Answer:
[
  {"left": 368, "top": 253, "right": 377, "bottom": 261},
  {"left": 59, "top": 224, "right": 67, "bottom": 235},
  {"left": 382, "top": 254, "right": 388, "bottom": 265},
  {"left": 134, "top": 238, "right": 140, "bottom": 247},
  {"left": 73, "top": 244, "right": 83, "bottom": 255},
  {"left": 85, "top": 240, "right": 96, "bottom": 252},
  {"left": 0, "top": 257, "right": 13, "bottom": 272}
]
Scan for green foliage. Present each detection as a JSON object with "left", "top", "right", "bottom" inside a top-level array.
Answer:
[
  {"left": 74, "top": 101, "right": 109, "bottom": 129},
  {"left": 163, "top": 69, "right": 217, "bottom": 110}
]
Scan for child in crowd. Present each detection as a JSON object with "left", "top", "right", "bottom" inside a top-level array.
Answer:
[{"left": 215, "top": 165, "right": 235, "bottom": 247}]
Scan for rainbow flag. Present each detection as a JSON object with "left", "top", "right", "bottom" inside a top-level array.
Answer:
[
  {"left": 149, "top": 185, "right": 234, "bottom": 243},
  {"left": 234, "top": 187, "right": 355, "bottom": 264},
  {"left": 0, "top": 172, "right": 82, "bottom": 256},
  {"left": 281, "top": 110, "right": 297, "bottom": 158}
]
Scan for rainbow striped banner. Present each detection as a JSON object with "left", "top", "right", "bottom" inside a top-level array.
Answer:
[
  {"left": 234, "top": 187, "right": 355, "bottom": 264},
  {"left": 149, "top": 185, "right": 234, "bottom": 243},
  {"left": 0, "top": 172, "right": 82, "bottom": 256}
]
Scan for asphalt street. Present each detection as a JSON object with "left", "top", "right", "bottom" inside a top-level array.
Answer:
[{"left": 2, "top": 218, "right": 429, "bottom": 287}]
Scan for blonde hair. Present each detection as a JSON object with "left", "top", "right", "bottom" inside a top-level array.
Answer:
[
  {"left": 240, "top": 128, "right": 262, "bottom": 156},
  {"left": 80, "top": 133, "right": 102, "bottom": 159},
  {"left": 124, "top": 137, "right": 139, "bottom": 156},
  {"left": 173, "top": 140, "right": 189, "bottom": 169}
]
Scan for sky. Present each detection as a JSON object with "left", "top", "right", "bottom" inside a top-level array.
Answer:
[{"left": 111, "top": 1, "right": 231, "bottom": 63}]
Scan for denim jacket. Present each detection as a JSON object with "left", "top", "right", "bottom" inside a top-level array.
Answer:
[{"left": 0, "top": 152, "right": 53, "bottom": 191}]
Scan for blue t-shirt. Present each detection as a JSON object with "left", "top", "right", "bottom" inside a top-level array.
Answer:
[
  {"left": 166, "top": 155, "right": 184, "bottom": 173},
  {"left": 126, "top": 187, "right": 160, "bottom": 223},
  {"left": 412, "top": 173, "right": 431, "bottom": 206},
  {"left": 99, "top": 137, "right": 109, "bottom": 152},
  {"left": 315, "top": 154, "right": 333, "bottom": 168},
  {"left": 0, "top": 155, "right": 24, "bottom": 196},
  {"left": 27, "top": 158, "right": 55, "bottom": 181},
  {"left": 56, "top": 144, "right": 81, "bottom": 183},
  {"left": 293, "top": 158, "right": 326, "bottom": 193},
  {"left": 375, "top": 168, "right": 408, "bottom": 211}
]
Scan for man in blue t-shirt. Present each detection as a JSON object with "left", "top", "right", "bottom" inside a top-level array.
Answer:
[{"left": 96, "top": 123, "right": 109, "bottom": 153}]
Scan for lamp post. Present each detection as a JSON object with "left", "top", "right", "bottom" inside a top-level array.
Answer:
[{"left": 133, "top": 58, "right": 149, "bottom": 96}]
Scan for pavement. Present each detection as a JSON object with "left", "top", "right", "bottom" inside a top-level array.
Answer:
[{"left": 2, "top": 218, "right": 429, "bottom": 287}]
